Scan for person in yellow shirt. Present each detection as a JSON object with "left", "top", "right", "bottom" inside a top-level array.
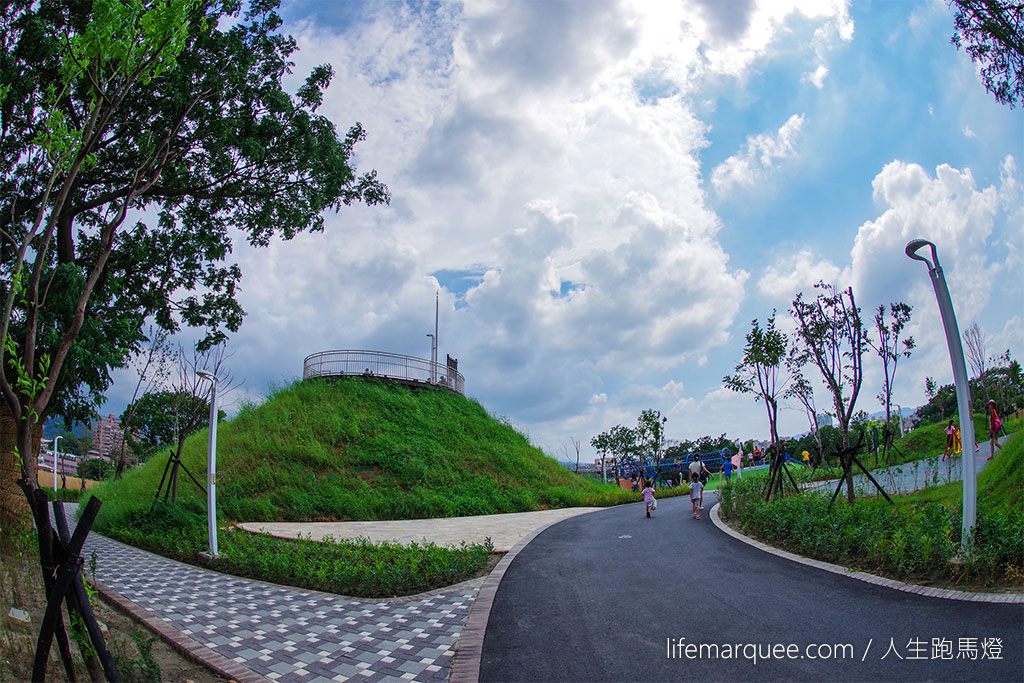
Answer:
[{"left": 801, "top": 450, "right": 810, "bottom": 465}]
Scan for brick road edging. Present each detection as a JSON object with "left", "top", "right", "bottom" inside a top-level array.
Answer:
[
  {"left": 710, "top": 503, "right": 1023, "bottom": 604},
  {"left": 448, "top": 508, "right": 604, "bottom": 683}
]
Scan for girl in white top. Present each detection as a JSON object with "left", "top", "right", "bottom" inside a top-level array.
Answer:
[
  {"left": 690, "top": 472, "right": 703, "bottom": 520},
  {"left": 641, "top": 479, "right": 655, "bottom": 518}
]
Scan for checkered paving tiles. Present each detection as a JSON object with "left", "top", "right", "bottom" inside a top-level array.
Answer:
[{"left": 78, "top": 527, "right": 483, "bottom": 682}]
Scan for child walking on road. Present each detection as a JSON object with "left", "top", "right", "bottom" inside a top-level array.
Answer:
[
  {"left": 690, "top": 473, "right": 703, "bottom": 520},
  {"left": 642, "top": 479, "right": 656, "bottom": 518}
]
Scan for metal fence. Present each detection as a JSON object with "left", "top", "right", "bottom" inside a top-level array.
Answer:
[{"left": 303, "top": 349, "right": 465, "bottom": 396}]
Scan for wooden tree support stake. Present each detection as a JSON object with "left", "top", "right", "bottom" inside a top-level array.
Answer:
[{"left": 30, "top": 495, "right": 121, "bottom": 682}]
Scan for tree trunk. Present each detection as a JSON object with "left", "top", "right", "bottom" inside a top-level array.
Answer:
[
  {"left": 1, "top": 404, "right": 41, "bottom": 527},
  {"left": 840, "top": 426, "right": 854, "bottom": 503}
]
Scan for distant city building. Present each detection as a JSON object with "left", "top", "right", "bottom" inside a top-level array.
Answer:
[
  {"left": 38, "top": 438, "right": 79, "bottom": 476},
  {"left": 92, "top": 413, "right": 125, "bottom": 455},
  {"left": 814, "top": 413, "right": 832, "bottom": 428}
]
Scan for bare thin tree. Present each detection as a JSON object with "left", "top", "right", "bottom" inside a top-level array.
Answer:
[
  {"left": 114, "top": 327, "right": 173, "bottom": 479},
  {"left": 867, "top": 303, "right": 915, "bottom": 464},
  {"left": 791, "top": 283, "right": 867, "bottom": 503},
  {"left": 963, "top": 323, "right": 988, "bottom": 402},
  {"left": 164, "top": 343, "right": 238, "bottom": 502}
]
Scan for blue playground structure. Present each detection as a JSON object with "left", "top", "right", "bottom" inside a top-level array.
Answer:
[{"left": 618, "top": 448, "right": 733, "bottom": 489}]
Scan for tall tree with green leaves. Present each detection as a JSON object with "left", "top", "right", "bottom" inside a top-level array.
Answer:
[
  {"left": 949, "top": 0, "right": 1024, "bottom": 108},
  {"left": 723, "top": 313, "right": 789, "bottom": 453},
  {"left": 0, "top": 0, "right": 389, "bottom": 522},
  {"left": 790, "top": 283, "right": 867, "bottom": 502},
  {"left": 724, "top": 312, "right": 790, "bottom": 497}
]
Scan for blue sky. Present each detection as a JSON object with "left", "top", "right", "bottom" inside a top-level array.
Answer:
[{"left": 104, "top": 0, "right": 1022, "bottom": 461}]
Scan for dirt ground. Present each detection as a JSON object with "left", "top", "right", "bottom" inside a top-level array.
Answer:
[{"left": 1, "top": 527, "right": 226, "bottom": 683}]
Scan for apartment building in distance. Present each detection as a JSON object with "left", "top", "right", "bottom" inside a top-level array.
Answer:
[{"left": 92, "top": 413, "right": 125, "bottom": 456}]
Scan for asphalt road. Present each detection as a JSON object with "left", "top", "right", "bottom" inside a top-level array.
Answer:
[{"left": 480, "top": 492, "right": 1023, "bottom": 682}]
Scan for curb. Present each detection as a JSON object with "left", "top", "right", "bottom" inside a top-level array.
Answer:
[
  {"left": 709, "top": 503, "right": 1023, "bottom": 604},
  {"left": 448, "top": 507, "right": 603, "bottom": 683}
]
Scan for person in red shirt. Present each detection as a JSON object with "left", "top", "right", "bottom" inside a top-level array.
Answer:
[{"left": 986, "top": 400, "right": 1003, "bottom": 459}]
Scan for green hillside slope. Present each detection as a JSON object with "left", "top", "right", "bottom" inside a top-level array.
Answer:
[{"left": 92, "top": 377, "right": 638, "bottom": 533}]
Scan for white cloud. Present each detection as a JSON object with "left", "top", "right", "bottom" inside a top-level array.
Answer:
[
  {"left": 101, "top": 0, "right": 888, "bottom": 461},
  {"left": 963, "top": 125, "right": 976, "bottom": 138},
  {"left": 802, "top": 64, "right": 829, "bottom": 89},
  {"left": 699, "top": 0, "right": 853, "bottom": 77},
  {"left": 711, "top": 113, "right": 806, "bottom": 194},
  {"left": 758, "top": 249, "right": 845, "bottom": 303}
]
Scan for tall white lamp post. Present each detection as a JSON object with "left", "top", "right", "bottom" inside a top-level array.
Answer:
[
  {"left": 905, "top": 239, "right": 976, "bottom": 550},
  {"left": 197, "top": 370, "right": 220, "bottom": 557},
  {"left": 53, "top": 435, "right": 62, "bottom": 492}
]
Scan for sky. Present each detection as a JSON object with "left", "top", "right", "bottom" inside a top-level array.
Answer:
[{"left": 104, "top": 0, "right": 1023, "bottom": 462}]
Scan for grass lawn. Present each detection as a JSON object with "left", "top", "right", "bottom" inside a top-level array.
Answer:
[
  {"left": 719, "top": 431, "right": 1023, "bottom": 589},
  {"left": 84, "top": 377, "right": 692, "bottom": 597}
]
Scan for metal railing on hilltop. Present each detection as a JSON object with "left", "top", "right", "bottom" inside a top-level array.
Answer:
[{"left": 302, "top": 349, "right": 465, "bottom": 396}]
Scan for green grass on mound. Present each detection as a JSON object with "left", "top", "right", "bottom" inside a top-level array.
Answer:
[
  {"left": 85, "top": 377, "right": 676, "bottom": 596},
  {"left": 92, "top": 377, "right": 642, "bottom": 531},
  {"left": 719, "top": 432, "right": 1024, "bottom": 588}
]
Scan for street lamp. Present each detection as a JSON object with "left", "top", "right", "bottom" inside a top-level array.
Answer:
[
  {"left": 196, "top": 370, "right": 220, "bottom": 557},
  {"left": 905, "top": 239, "right": 976, "bottom": 550},
  {"left": 53, "top": 435, "right": 62, "bottom": 492}
]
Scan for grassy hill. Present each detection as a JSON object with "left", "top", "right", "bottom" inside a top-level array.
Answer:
[{"left": 92, "top": 377, "right": 638, "bottom": 535}]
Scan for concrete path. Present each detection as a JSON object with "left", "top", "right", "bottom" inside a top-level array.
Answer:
[
  {"left": 73, "top": 505, "right": 600, "bottom": 682},
  {"left": 238, "top": 508, "right": 603, "bottom": 552},
  {"left": 476, "top": 492, "right": 1023, "bottom": 682}
]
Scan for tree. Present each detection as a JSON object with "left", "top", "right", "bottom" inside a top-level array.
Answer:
[
  {"left": 633, "top": 409, "right": 667, "bottom": 466},
  {"left": 592, "top": 424, "right": 635, "bottom": 483},
  {"left": 723, "top": 312, "right": 792, "bottom": 497},
  {"left": 790, "top": 283, "right": 868, "bottom": 502},
  {"left": 560, "top": 437, "right": 582, "bottom": 473},
  {"left": 917, "top": 381, "right": 958, "bottom": 425},
  {"left": 963, "top": 322, "right": 989, "bottom": 403},
  {"left": 950, "top": 0, "right": 1024, "bottom": 108},
  {"left": 785, "top": 369, "right": 824, "bottom": 466},
  {"left": 1, "top": 0, "right": 388, "bottom": 522},
  {"left": 114, "top": 326, "right": 172, "bottom": 477},
  {"left": 866, "top": 303, "right": 915, "bottom": 463},
  {"left": 77, "top": 457, "right": 113, "bottom": 482},
  {"left": 157, "top": 343, "right": 235, "bottom": 503}
]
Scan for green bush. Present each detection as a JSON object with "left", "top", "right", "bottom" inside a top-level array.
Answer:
[
  {"left": 719, "top": 433, "right": 1024, "bottom": 586},
  {"left": 105, "top": 504, "right": 493, "bottom": 598}
]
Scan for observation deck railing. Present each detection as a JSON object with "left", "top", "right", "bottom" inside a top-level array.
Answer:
[{"left": 303, "top": 349, "right": 465, "bottom": 395}]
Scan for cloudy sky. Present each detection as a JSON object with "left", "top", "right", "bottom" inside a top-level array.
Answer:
[{"left": 106, "top": 0, "right": 1023, "bottom": 460}]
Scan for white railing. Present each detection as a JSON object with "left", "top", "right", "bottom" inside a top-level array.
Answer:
[{"left": 303, "top": 349, "right": 465, "bottom": 395}]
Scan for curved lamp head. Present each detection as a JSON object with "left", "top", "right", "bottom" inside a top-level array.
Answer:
[
  {"left": 905, "top": 239, "right": 939, "bottom": 268},
  {"left": 196, "top": 370, "right": 219, "bottom": 383}
]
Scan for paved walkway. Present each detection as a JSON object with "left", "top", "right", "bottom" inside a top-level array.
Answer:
[
  {"left": 476, "top": 492, "right": 1023, "bottom": 682},
  {"left": 237, "top": 508, "right": 602, "bottom": 552},
  {"left": 805, "top": 437, "right": 1004, "bottom": 496},
  {"left": 74, "top": 506, "right": 600, "bottom": 682}
]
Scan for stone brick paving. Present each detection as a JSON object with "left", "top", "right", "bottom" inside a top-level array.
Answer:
[{"left": 79, "top": 528, "right": 483, "bottom": 682}]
